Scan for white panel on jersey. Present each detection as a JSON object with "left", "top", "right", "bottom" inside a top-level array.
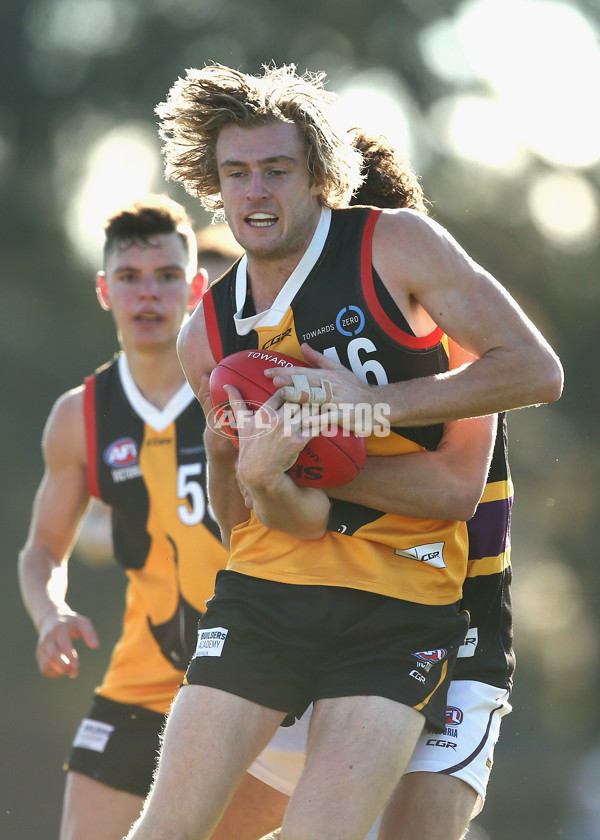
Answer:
[
  {"left": 233, "top": 206, "right": 332, "bottom": 335},
  {"left": 118, "top": 354, "right": 195, "bottom": 432}
]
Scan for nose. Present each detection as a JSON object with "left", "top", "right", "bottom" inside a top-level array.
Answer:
[
  {"left": 246, "top": 170, "right": 268, "bottom": 201},
  {"left": 139, "top": 273, "right": 159, "bottom": 297}
]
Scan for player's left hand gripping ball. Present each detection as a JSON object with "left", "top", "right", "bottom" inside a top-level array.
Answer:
[{"left": 209, "top": 350, "right": 366, "bottom": 488}]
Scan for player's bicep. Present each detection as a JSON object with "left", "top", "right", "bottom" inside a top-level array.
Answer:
[
  {"left": 379, "top": 212, "right": 531, "bottom": 359},
  {"left": 27, "top": 394, "right": 90, "bottom": 561},
  {"left": 420, "top": 263, "right": 522, "bottom": 360}
]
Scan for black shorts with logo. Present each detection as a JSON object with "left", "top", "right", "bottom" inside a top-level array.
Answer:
[
  {"left": 64, "top": 695, "right": 165, "bottom": 797},
  {"left": 185, "top": 570, "right": 470, "bottom": 733}
]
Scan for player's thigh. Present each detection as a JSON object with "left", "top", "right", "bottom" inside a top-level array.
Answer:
[
  {"left": 404, "top": 680, "right": 511, "bottom": 819},
  {"left": 377, "top": 771, "right": 476, "bottom": 840},
  {"left": 212, "top": 708, "right": 309, "bottom": 840},
  {"left": 282, "top": 696, "right": 424, "bottom": 840},
  {"left": 60, "top": 771, "right": 143, "bottom": 840},
  {"left": 247, "top": 706, "right": 311, "bottom": 796},
  {"left": 210, "top": 771, "right": 289, "bottom": 840},
  {"left": 136, "top": 685, "right": 285, "bottom": 837}
]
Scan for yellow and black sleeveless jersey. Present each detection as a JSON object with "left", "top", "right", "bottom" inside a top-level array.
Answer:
[
  {"left": 457, "top": 413, "right": 515, "bottom": 690},
  {"left": 203, "top": 206, "right": 468, "bottom": 605},
  {"left": 83, "top": 355, "right": 227, "bottom": 713}
]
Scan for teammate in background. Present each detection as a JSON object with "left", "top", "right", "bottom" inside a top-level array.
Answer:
[
  {"left": 72, "top": 222, "right": 244, "bottom": 567},
  {"left": 123, "top": 63, "right": 560, "bottom": 840},
  {"left": 17, "top": 196, "right": 290, "bottom": 840}
]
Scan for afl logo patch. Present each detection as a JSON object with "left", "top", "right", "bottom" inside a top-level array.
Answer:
[
  {"left": 336, "top": 305, "right": 365, "bottom": 337},
  {"left": 104, "top": 437, "right": 139, "bottom": 468},
  {"left": 446, "top": 706, "right": 463, "bottom": 726},
  {"left": 413, "top": 649, "right": 447, "bottom": 664}
]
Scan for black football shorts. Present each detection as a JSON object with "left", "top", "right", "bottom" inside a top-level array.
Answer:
[
  {"left": 184, "top": 570, "right": 469, "bottom": 733},
  {"left": 64, "top": 695, "right": 165, "bottom": 797}
]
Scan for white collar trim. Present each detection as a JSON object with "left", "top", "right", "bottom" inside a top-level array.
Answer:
[
  {"left": 118, "top": 354, "right": 195, "bottom": 432},
  {"left": 233, "top": 206, "right": 332, "bottom": 336}
]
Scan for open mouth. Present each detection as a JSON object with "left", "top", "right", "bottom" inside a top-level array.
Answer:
[
  {"left": 135, "top": 313, "right": 162, "bottom": 322},
  {"left": 246, "top": 213, "right": 278, "bottom": 228}
]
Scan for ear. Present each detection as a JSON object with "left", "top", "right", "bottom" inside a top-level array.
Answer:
[
  {"left": 96, "top": 272, "right": 111, "bottom": 311},
  {"left": 310, "top": 177, "right": 325, "bottom": 199},
  {"left": 187, "top": 270, "right": 208, "bottom": 311}
]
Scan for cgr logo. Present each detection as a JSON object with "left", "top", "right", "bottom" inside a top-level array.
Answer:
[
  {"left": 409, "top": 669, "right": 426, "bottom": 684},
  {"left": 446, "top": 706, "right": 463, "bottom": 726},
  {"left": 262, "top": 329, "right": 292, "bottom": 349},
  {"left": 458, "top": 627, "right": 478, "bottom": 658},
  {"left": 394, "top": 542, "right": 446, "bottom": 569},
  {"left": 104, "top": 437, "right": 138, "bottom": 468},
  {"left": 426, "top": 739, "right": 457, "bottom": 750}
]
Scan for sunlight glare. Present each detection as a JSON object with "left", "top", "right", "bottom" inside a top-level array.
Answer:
[
  {"left": 428, "top": 94, "right": 527, "bottom": 171},
  {"left": 334, "top": 70, "right": 423, "bottom": 166},
  {"left": 527, "top": 171, "right": 599, "bottom": 251},
  {"left": 66, "top": 124, "right": 161, "bottom": 266},
  {"left": 455, "top": 0, "right": 600, "bottom": 168}
]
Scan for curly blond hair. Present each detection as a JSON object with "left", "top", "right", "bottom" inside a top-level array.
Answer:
[
  {"left": 155, "top": 63, "right": 363, "bottom": 213},
  {"left": 348, "top": 128, "right": 429, "bottom": 214}
]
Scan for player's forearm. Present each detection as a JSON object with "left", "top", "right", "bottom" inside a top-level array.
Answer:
[
  {"left": 18, "top": 548, "right": 71, "bottom": 631},
  {"left": 207, "top": 471, "right": 249, "bottom": 549},
  {"left": 372, "top": 345, "right": 562, "bottom": 427},
  {"left": 331, "top": 415, "right": 495, "bottom": 521},
  {"left": 330, "top": 452, "right": 478, "bottom": 521},
  {"left": 248, "top": 476, "right": 331, "bottom": 540},
  {"left": 205, "top": 429, "right": 248, "bottom": 549}
]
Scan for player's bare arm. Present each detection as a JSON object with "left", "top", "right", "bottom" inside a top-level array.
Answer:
[
  {"left": 18, "top": 388, "right": 99, "bottom": 679},
  {"left": 373, "top": 209, "right": 562, "bottom": 416},
  {"left": 226, "top": 386, "right": 331, "bottom": 540},
  {"left": 330, "top": 413, "right": 496, "bottom": 521},
  {"left": 177, "top": 305, "right": 250, "bottom": 547},
  {"left": 268, "top": 210, "right": 563, "bottom": 425},
  {"left": 275, "top": 339, "right": 495, "bottom": 521}
]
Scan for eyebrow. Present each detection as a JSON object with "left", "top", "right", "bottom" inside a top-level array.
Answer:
[
  {"left": 219, "top": 154, "right": 298, "bottom": 169},
  {"left": 112, "top": 264, "right": 186, "bottom": 274}
]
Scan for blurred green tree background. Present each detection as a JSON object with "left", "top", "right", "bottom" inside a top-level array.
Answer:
[{"left": 2, "top": 1, "right": 598, "bottom": 838}]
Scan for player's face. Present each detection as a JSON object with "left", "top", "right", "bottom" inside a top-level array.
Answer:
[
  {"left": 216, "top": 121, "right": 324, "bottom": 263},
  {"left": 97, "top": 232, "right": 199, "bottom": 350}
]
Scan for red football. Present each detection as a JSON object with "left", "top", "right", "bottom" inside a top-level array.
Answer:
[{"left": 208, "top": 349, "right": 366, "bottom": 488}]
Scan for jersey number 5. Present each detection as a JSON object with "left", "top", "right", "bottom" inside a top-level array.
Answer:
[{"left": 177, "top": 463, "right": 209, "bottom": 526}]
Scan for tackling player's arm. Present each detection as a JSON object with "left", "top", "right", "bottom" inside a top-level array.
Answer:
[
  {"left": 18, "top": 389, "right": 100, "bottom": 679},
  {"left": 177, "top": 304, "right": 248, "bottom": 549},
  {"left": 330, "top": 340, "right": 495, "bottom": 520},
  {"left": 330, "top": 413, "right": 496, "bottom": 520}
]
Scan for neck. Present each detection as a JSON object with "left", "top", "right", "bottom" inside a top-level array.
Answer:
[
  {"left": 121, "top": 344, "right": 187, "bottom": 410},
  {"left": 245, "top": 258, "right": 302, "bottom": 313},
  {"left": 245, "top": 209, "right": 324, "bottom": 312}
]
